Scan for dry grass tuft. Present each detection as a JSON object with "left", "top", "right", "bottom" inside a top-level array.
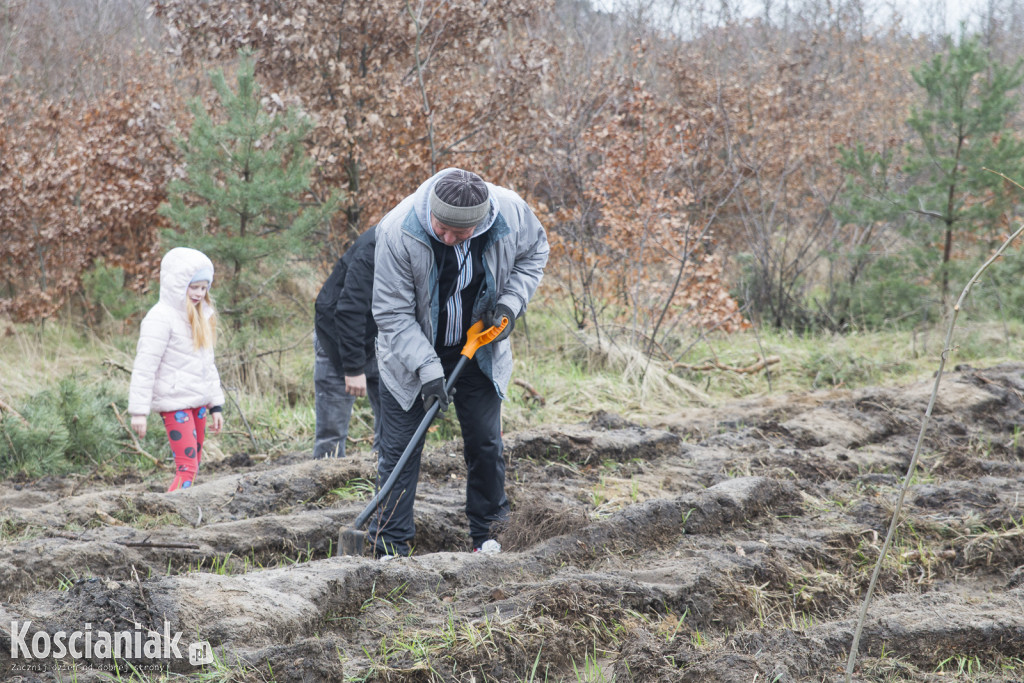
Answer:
[{"left": 499, "top": 495, "right": 590, "bottom": 552}]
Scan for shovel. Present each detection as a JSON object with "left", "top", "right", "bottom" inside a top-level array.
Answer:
[{"left": 339, "top": 316, "right": 509, "bottom": 556}]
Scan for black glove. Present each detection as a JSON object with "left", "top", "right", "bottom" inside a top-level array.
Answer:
[
  {"left": 421, "top": 377, "right": 451, "bottom": 412},
  {"left": 486, "top": 303, "right": 515, "bottom": 343}
]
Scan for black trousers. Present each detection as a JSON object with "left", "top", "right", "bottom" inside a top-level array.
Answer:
[{"left": 368, "top": 352, "right": 507, "bottom": 557}]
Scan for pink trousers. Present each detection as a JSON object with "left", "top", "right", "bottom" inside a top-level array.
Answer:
[{"left": 161, "top": 407, "right": 207, "bottom": 492}]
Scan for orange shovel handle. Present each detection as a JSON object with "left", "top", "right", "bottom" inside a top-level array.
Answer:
[{"left": 461, "top": 316, "right": 510, "bottom": 360}]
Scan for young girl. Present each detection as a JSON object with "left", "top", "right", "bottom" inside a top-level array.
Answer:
[{"left": 129, "top": 247, "right": 225, "bottom": 492}]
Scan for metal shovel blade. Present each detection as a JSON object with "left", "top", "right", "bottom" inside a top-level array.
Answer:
[{"left": 339, "top": 527, "right": 367, "bottom": 556}]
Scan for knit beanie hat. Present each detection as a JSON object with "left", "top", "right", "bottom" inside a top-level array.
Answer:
[
  {"left": 429, "top": 170, "right": 490, "bottom": 229},
  {"left": 190, "top": 266, "right": 214, "bottom": 285}
]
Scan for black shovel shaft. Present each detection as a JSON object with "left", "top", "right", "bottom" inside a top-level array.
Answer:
[{"left": 349, "top": 354, "right": 469, "bottom": 531}]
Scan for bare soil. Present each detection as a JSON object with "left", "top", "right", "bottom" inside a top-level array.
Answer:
[{"left": 2, "top": 363, "right": 1024, "bottom": 682}]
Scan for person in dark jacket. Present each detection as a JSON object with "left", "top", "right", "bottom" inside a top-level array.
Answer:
[{"left": 312, "top": 226, "right": 380, "bottom": 458}]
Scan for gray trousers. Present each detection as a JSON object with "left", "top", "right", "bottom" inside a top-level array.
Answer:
[{"left": 313, "top": 334, "right": 381, "bottom": 458}]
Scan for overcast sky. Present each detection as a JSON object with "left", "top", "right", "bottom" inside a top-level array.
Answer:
[
  {"left": 593, "top": 0, "right": 1002, "bottom": 37},
  {"left": 816, "top": 0, "right": 995, "bottom": 35}
]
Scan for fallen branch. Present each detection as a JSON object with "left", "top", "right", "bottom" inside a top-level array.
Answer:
[
  {"left": 94, "top": 509, "right": 125, "bottom": 526},
  {"left": 110, "top": 403, "right": 164, "bottom": 469},
  {"left": 69, "top": 468, "right": 100, "bottom": 497},
  {"left": 673, "top": 355, "right": 780, "bottom": 374},
  {"left": 131, "top": 564, "right": 151, "bottom": 611},
  {"left": 513, "top": 378, "right": 546, "bottom": 405},
  {"left": 46, "top": 532, "right": 201, "bottom": 551},
  {"left": 122, "top": 540, "right": 201, "bottom": 550}
]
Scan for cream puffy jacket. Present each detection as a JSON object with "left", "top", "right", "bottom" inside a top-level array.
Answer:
[{"left": 128, "top": 248, "right": 225, "bottom": 416}]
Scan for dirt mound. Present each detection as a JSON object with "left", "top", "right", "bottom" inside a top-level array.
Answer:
[{"left": 2, "top": 364, "right": 1024, "bottom": 681}]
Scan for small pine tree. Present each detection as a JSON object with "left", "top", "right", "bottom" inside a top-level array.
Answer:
[
  {"left": 0, "top": 376, "right": 126, "bottom": 478},
  {"left": 836, "top": 31, "right": 1024, "bottom": 319},
  {"left": 903, "top": 32, "right": 1024, "bottom": 303},
  {"left": 0, "top": 402, "right": 71, "bottom": 477},
  {"left": 160, "top": 50, "right": 340, "bottom": 327}
]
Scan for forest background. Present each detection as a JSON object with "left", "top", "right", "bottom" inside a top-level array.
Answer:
[{"left": 4, "top": 0, "right": 1024, "bottom": 471}]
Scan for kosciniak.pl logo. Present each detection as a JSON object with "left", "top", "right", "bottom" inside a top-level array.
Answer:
[{"left": 9, "top": 621, "right": 214, "bottom": 666}]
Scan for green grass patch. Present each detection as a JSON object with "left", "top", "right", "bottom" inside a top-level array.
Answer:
[{"left": 4, "top": 303, "right": 1024, "bottom": 482}]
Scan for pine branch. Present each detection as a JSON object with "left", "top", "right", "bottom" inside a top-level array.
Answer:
[{"left": 0, "top": 397, "right": 29, "bottom": 425}]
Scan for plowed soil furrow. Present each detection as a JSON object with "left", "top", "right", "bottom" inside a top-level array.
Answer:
[{"left": 3, "top": 365, "right": 1024, "bottom": 681}]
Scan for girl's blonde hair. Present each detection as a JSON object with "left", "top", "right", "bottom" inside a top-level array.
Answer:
[{"left": 186, "top": 291, "right": 217, "bottom": 350}]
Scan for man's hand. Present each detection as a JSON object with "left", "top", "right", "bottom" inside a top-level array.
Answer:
[
  {"left": 131, "top": 415, "right": 147, "bottom": 439},
  {"left": 486, "top": 303, "right": 515, "bottom": 342},
  {"left": 210, "top": 411, "right": 224, "bottom": 434},
  {"left": 345, "top": 373, "right": 368, "bottom": 397},
  {"left": 421, "top": 377, "right": 451, "bottom": 412}
]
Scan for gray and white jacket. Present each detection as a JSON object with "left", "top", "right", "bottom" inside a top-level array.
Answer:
[{"left": 373, "top": 168, "right": 550, "bottom": 410}]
